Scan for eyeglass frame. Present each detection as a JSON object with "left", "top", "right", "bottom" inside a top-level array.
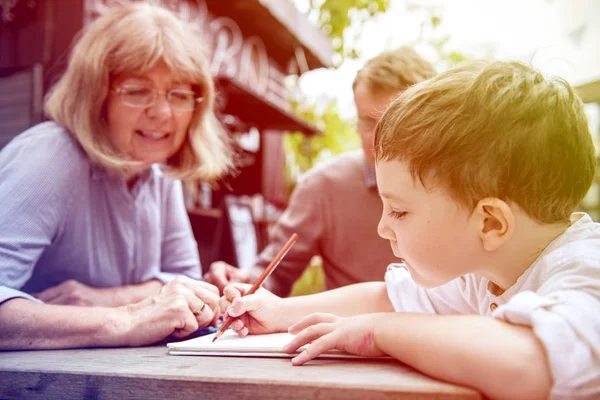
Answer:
[{"left": 111, "top": 84, "right": 204, "bottom": 112}]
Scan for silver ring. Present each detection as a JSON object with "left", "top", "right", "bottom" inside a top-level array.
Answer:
[{"left": 195, "top": 302, "right": 206, "bottom": 315}]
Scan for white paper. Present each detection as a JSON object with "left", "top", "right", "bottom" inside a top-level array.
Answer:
[{"left": 167, "top": 331, "right": 370, "bottom": 359}]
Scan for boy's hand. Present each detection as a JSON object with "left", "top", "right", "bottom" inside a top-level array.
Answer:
[
  {"left": 283, "top": 313, "right": 386, "bottom": 365},
  {"left": 220, "top": 283, "right": 286, "bottom": 335}
]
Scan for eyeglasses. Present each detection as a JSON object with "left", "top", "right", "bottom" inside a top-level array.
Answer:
[{"left": 112, "top": 85, "right": 204, "bottom": 111}]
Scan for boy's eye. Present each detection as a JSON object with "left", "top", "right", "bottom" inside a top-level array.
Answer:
[{"left": 388, "top": 210, "right": 407, "bottom": 220}]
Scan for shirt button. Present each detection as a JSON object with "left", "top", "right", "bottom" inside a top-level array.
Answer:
[{"left": 490, "top": 303, "right": 498, "bottom": 312}]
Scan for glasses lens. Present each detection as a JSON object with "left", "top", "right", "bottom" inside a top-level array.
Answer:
[
  {"left": 121, "top": 86, "right": 154, "bottom": 107},
  {"left": 168, "top": 90, "right": 197, "bottom": 111}
]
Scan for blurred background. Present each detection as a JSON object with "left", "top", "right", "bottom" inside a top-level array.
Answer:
[
  {"left": 287, "top": 0, "right": 600, "bottom": 216},
  {"left": 1, "top": 0, "right": 598, "bottom": 294}
]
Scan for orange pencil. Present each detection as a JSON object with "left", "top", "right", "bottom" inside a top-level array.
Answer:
[{"left": 213, "top": 233, "right": 299, "bottom": 342}]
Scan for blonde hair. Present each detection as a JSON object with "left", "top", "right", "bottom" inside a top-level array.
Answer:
[
  {"left": 375, "top": 60, "right": 596, "bottom": 224},
  {"left": 45, "top": 2, "right": 231, "bottom": 181},
  {"left": 353, "top": 47, "right": 436, "bottom": 94}
]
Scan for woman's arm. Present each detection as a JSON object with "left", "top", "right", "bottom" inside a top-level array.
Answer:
[
  {"left": 0, "top": 276, "right": 221, "bottom": 350},
  {"left": 0, "top": 298, "right": 130, "bottom": 349}
]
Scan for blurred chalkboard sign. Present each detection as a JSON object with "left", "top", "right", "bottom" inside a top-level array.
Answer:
[{"left": 215, "top": 196, "right": 258, "bottom": 271}]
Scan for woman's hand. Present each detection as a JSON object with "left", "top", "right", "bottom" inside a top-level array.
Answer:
[
  {"left": 121, "top": 276, "right": 221, "bottom": 346},
  {"left": 33, "top": 280, "right": 110, "bottom": 306},
  {"left": 283, "top": 313, "right": 386, "bottom": 365},
  {"left": 219, "top": 283, "right": 287, "bottom": 336},
  {"left": 33, "top": 279, "right": 165, "bottom": 307}
]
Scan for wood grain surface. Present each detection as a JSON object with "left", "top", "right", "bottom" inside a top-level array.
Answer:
[{"left": 0, "top": 346, "right": 482, "bottom": 399}]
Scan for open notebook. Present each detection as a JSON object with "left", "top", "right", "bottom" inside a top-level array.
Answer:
[{"left": 168, "top": 330, "right": 377, "bottom": 359}]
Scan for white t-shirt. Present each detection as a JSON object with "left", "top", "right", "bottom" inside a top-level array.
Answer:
[{"left": 385, "top": 212, "right": 600, "bottom": 399}]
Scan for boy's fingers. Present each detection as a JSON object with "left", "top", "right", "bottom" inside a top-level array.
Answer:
[
  {"left": 222, "top": 284, "right": 245, "bottom": 301},
  {"left": 230, "top": 318, "right": 248, "bottom": 336},
  {"left": 218, "top": 296, "right": 232, "bottom": 313},
  {"left": 291, "top": 333, "right": 336, "bottom": 366},
  {"left": 284, "top": 323, "right": 333, "bottom": 354},
  {"left": 230, "top": 282, "right": 253, "bottom": 295},
  {"left": 227, "top": 294, "right": 264, "bottom": 317},
  {"left": 288, "top": 313, "right": 337, "bottom": 334},
  {"left": 233, "top": 319, "right": 244, "bottom": 331}
]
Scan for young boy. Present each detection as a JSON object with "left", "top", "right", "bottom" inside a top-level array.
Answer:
[{"left": 220, "top": 61, "right": 600, "bottom": 400}]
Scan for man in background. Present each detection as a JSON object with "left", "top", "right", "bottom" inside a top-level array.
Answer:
[{"left": 205, "top": 47, "right": 436, "bottom": 296}]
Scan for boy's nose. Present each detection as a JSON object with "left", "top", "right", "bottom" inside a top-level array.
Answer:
[{"left": 377, "top": 215, "right": 394, "bottom": 241}]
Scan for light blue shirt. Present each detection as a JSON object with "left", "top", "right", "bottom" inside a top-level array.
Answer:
[{"left": 0, "top": 122, "right": 201, "bottom": 304}]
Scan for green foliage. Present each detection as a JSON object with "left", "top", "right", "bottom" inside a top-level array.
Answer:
[
  {"left": 430, "top": 15, "right": 441, "bottom": 28},
  {"left": 313, "top": 0, "right": 390, "bottom": 62},
  {"left": 289, "top": 258, "right": 325, "bottom": 296},
  {"left": 283, "top": 99, "right": 361, "bottom": 194},
  {"left": 284, "top": 1, "right": 479, "bottom": 192},
  {"left": 405, "top": 3, "right": 476, "bottom": 72}
]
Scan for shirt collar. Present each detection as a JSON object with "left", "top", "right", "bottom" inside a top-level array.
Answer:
[
  {"left": 486, "top": 212, "right": 595, "bottom": 298},
  {"left": 540, "top": 212, "right": 594, "bottom": 256}
]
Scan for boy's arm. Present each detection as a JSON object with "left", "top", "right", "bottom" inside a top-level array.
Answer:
[
  {"left": 283, "top": 281, "right": 394, "bottom": 319},
  {"left": 224, "top": 281, "right": 394, "bottom": 334},
  {"left": 374, "top": 313, "right": 551, "bottom": 400}
]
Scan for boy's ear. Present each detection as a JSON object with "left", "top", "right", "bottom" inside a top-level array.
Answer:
[{"left": 472, "top": 198, "right": 514, "bottom": 251}]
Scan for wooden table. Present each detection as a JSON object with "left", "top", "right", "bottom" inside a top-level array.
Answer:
[{"left": 0, "top": 346, "right": 482, "bottom": 399}]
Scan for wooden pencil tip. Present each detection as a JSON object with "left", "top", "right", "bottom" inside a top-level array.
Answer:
[{"left": 212, "top": 336, "right": 218, "bottom": 342}]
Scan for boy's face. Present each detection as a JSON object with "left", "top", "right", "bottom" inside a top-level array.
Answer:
[{"left": 376, "top": 159, "right": 484, "bottom": 287}]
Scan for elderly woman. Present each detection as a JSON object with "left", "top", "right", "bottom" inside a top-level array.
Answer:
[{"left": 0, "top": 3, "right": 231, "bottom": 349}]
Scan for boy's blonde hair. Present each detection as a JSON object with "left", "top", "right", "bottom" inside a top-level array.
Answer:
[
  {"left": 375, "top": 60, "right": 596, "bottom": 224},
  {"left": 353, "top": 47, "right": 436, "bottom": 94},
  {"left": 45, "top": 3, "right": 231, "bottom": 181}
]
